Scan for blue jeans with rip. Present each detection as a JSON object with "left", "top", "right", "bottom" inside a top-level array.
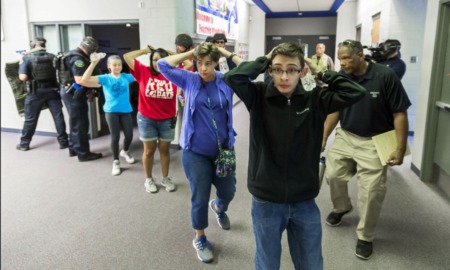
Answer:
[
  {"left": 182, "top": 149, "right": 236, "bottom": 230},
  {"left": 252, "top": 196, "right": 323, "bottom": 270}
]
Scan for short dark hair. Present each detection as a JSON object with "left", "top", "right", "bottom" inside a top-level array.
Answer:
[
  {"left": 212, "top": 33, "right": 227, "bottom": 43},
  {"left": 30, "top": 37, "right": 46, "bottom": 49},
  {"left": 205, "top": 36, "right": 214, "bottom": 43},
  {"left": 271, "top": 42, "right": 305, "bottom": 69},
  {"left": 80, "top": 36, "right": 99, "bottom": 55},
  {"left": 175, "top": 34, "right": 193, "bottom": 49}
]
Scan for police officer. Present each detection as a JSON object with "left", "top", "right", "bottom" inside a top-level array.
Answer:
[
  {"left": 17, "top": 37, "right": 68, "bottom": 151},
  {"left": 60, "top": 36, "right": 102, "bottom": 162}
]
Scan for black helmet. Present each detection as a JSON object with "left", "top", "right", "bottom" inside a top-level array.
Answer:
[
  {"left": 212, "top": 33, "right": 227, "bottom": 43},
  {"left": 175, "top": 34, "right": 193, "bottom": 49},
  {"left": 80, "top": 36, "right": 99, "bottom": 55}
]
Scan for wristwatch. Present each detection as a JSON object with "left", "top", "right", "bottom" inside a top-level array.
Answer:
[
  {"left": 317, "top": 71, "right": 326, "bottom": 81},
  {"left": 228, "top": 52, "right": 237, "bottom": 59}
]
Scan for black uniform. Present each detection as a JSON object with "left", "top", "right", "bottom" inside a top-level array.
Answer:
[
  {"left": 17, "top": 48, "right": 68, "bottom": 150},
  {"left": 60, "top": 48, "right": 101, "bottom": 160},
  {"left": 379, "top": 54, "right": 406, "bottom": 80}
]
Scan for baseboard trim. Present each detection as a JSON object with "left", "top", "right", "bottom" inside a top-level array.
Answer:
[
  {"left": 1, "top": 127, "right": 57, "bottom": 137},
  {"left": 411, "top": 162, "right": 421, "bottom": 177}
]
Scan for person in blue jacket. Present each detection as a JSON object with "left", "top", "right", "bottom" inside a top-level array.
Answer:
[{"left": 157, "top": 42, "right": 241, "bottom": 264}]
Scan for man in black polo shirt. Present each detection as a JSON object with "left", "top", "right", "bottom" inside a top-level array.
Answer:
[{"left": 322, "top": 39, "right": 411, "bottom": 260}]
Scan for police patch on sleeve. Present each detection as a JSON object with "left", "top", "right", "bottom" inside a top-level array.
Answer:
[{"left": 74, "top": 60, "right": 85, "bottom": 68}]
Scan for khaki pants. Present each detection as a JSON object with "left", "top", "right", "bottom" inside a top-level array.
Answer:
[{"left": 325, "top": 128, "right": 387, "bottom": 242}]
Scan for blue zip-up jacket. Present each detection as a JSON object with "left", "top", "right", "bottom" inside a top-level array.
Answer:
[
  {"left": 223, "top": 56, "right": 366, "bottom": 203},
  {"left": 157, "top": 59, "right": 236, "bottom": 150}
]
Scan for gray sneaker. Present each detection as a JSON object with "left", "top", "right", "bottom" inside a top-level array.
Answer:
[
  {"left": 209, "top": 199, "right": 230, "bottom": 230},
  {"left": 161, "top": 176, "right": 176, "bottom": 192},
  {"left": 192, "top": 235, "right": 213, "bottom": 263},
  {"left": 144, "top": 178, "right": 158, "bottom": 193}
]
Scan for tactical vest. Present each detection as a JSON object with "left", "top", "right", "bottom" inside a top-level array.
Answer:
[{"left": 27, "top": 52, "right": 58, "bottom": 89}]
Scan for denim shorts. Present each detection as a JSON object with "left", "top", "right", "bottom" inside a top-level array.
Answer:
[{"left": 137, "top": 112, "right": 175, "bottom": 142}]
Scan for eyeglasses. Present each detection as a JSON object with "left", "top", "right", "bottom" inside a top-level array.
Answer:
[
  {"left": 214, "top": 40, "right": 225, "bottom": 44},
  {"left": 339, "top": 40, "right": 362, "bottom": 52},
  {"left": 271, "top": 67, "right": 300, "bottom": 76}
]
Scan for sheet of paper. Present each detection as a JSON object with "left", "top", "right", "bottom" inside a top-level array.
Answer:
[{"left": 372, "top": 130, "right": 411, "bottom": 166}]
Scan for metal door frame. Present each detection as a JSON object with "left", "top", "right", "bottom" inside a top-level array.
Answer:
[{"left": 421, "top": 0, "right": 450, "bottom": 182}]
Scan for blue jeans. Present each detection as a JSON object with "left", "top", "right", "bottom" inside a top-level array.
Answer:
[
  {"left": 137, "top": 112, "right": 175, "bottom": 142},
  {"left": 182, "top": 149, "right": 236, "bottom": 230},
  {"left": 252, "top": 197, "right": 323, "bottom": 270}
]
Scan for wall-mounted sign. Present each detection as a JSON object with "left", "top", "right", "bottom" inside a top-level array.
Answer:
[{"left": 195, "top": 0, "right": 238, "bottom": 40}]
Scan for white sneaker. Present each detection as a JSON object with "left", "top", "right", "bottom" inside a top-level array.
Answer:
[
  {"left": 112, "top": 160, "right": 121, "bottom": 176},
  {"left": 120, "top": 149, "right": 136, "bottom": 164},
  {"left": 161, "top": 176, "right": 176, "bottom": 192},
  {"left": 144, "top": 178, "right": 158, "bottom": 193}
]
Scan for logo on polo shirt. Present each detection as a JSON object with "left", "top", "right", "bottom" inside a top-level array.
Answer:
[{"left": 370, "top": 91, "right": 379, "bottom": 98}]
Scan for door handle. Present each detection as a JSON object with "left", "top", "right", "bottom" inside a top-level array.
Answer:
[{"left": 436, "top": 101, "right": 450, "bottom": 112}]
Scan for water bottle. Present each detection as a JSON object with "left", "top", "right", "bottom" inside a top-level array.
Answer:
[
  {"left": 218, "top": 57, "right": 229, "bottom": 74},
  {"left": 319, "top": 156, "right": 326, "bottom": 188},
  {"left": 90, "top": 52, "right": 106, "bottom": 62},
  {"left": 300, "top": 68, "right": 316, "bottom": 91}
]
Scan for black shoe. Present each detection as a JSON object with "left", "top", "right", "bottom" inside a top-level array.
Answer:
[
  {"left": 59, "top": 143, "right": 69, "bottom": 149},
  {"left": 16, "top": 144, "right": 30, "bottom": 151},
  {"left": 355, "top": 239, "right": 373, "bottom": 260},
  {"left": 326, "top": 207, "right": 353, "bottom": 226},
  {"left": 78, "top": 152, "right": 103, "bottom": 162},
  {"left": 69, "top": 149, "right": 77, "bottom": 157}
]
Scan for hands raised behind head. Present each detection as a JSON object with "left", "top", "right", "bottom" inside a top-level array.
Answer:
[
  {"left": 147, "top": 44, "right": 155, "bottom": 53},
  {"left": 90, "top": 52, "right": 106, "bottom": 63},
  {"left": 304, "top": 57, "right": 320, "bottom": 75},
  {"left": 216, "top": 46, "right": 230, "bottom": 58}
]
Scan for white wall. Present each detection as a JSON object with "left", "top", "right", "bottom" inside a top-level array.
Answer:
[
  {"left": 412, "top": 0, "right": 440, "bottom": 171},
  {"left": 0, "top": 0, "right": 253, "bottom": 134},
  {"left": 352, "top": 0, "right": 427, "bottom": 133},
  {"left": 335, "top": 0, "right": 357, "bottom": 68},
  {"left": 248, "top": 6, "right": 266, "bottom": 62}
]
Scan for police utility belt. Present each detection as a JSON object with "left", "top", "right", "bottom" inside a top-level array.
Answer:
[{"left": 25, "top": 80, "right": 59, "bottom": 94}]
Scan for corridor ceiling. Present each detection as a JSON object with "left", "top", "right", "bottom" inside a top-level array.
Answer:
[{"left": 248, "top": 0, "right": 345, "bottom": 18}]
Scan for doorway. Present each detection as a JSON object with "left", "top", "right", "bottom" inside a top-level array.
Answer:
[{"left": 422, "top": 0, "right": 450, "bottom": 196}]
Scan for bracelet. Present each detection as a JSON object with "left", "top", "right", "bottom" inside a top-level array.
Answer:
[{"left": 228, "top": 52, "right": 237, "bottom": 59}]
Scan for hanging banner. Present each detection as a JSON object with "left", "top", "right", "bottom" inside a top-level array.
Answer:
[{"left": 195, "top": 0, "right": 238, "bottom": 40}]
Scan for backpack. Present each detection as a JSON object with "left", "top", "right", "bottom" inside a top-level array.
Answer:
[
  {"left": 27, "top": 52, "right": 58, "bottom": 88},
  {"left": 53, "top": 51, "right": 86, "bottom": 88}
]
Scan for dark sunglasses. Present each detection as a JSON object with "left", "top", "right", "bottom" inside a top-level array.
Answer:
[{"left": 214, "top": 40, "right": 225, "bottom": 44}]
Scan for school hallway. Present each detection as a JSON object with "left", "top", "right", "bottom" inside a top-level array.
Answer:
[{"left": 2, "top": 101, "right": 450, "bottom": 270}]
